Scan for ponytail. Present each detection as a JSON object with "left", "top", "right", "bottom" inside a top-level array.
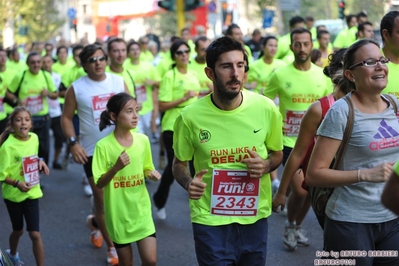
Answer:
[
  {"left": 99, "top": 110, "right": 113, "bottom": 131},
  {"left": 0, "top": 126, "right": 13, "bottom": 147}
]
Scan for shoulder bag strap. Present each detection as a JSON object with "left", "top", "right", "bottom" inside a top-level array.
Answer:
[
  {"left": 333, "top": 95, "right": 355, "bottom": 169},
  {"left": 383, "top": 94, "right": 398, "bottom": 115},
  {"left": 125, "top": 69, "right": 137, "bottom": 98}
]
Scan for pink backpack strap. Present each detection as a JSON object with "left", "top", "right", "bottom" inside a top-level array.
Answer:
[{"left": 319, "top": 94, "right": 335, "bottom": 120}]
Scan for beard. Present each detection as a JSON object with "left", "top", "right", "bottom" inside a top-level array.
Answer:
[
  {"left": 294, "top": 52, "right": 310, "bottom": 63},
  {"left": 214, "top": 75, "right": 242, "bottom": 101}
]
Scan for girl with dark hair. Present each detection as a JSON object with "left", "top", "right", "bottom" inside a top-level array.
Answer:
[
  {"left": 92, "top": 93, "right": 160, "bottom": 266},
  {"left": 0, "top": 107, "right": 50, "bottom": 266},
  {"left": 152, "top": 40, "right": 200, "bottom": 220}
]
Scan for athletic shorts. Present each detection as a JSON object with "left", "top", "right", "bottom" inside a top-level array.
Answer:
[
  {"left": 83, "top": 156, "right": 93, "bottom": 179},
  {"left": 4, "top": 198, "right": 40, "bottom": 232},
  {"left": 113, "top": 233, "right": 156, "bottom": 249},
  {"left": 323, "top": 216, "right": 399, "bottom": 265},
  {"left": 193, "top": 218, "right": 268, "bottom": 266}
]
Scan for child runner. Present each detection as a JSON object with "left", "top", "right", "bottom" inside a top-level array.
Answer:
[
  {"left": 92, "top": 93, "right": 160, "bottom": 266},
  {"left": 0, "top": 106, "right": 50, "bottom": 266}
]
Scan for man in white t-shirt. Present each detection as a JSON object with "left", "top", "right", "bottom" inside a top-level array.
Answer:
[{"left": 61, "top": 44, "right": 129, "bottom": 266}]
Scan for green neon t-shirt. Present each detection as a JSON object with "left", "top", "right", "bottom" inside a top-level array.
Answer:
[
  {"left": 0, "top": 133, "right": 43, "bottom": 202},
  {"left": 92, "top": 131, "right": 155, "bottom": 244},
  {"left": 62, "top": 65, "right": 86, "bottom": 88},
  {"left": 188, "top": 59, "right": 212, "bottom": 97},
  {"left": 381, "top": 60, "right": 399, "bottom": 99},
  {"left": 9, "top": 70, "right": 57, "bottom": 116},
  {"left": 156, "top": 55, "right": 174, "bottom": 78},
  {"left": 275, "top": 33, "right": 291, "bottom": 60},
  {"left": 394, "top": 160, "right": 399, "bottom": 175},
  {"left": 264, "top": 63, "right": 331, "bottom": 148},
  {"left": 173, "top": 90, "right": 283, "bottom": 226},
  {"left": 6, "top": 60, "right": 27, "bottom": 73},
  {"left": 247, "top": 59, "right": 287, "bottom": 94},
  {"left": 0, "top": 68, "right": 17, "bottom": 118},
  {"left": 158, "top": 68, "right": 200, "bottom": 132},
  {"left": 105, "top": 66, "right": 136, "bottom": 98},
  {"left": 139, "top": 50, "right": 155, "bottom": 63},
  {"left": 123, "top": 62, "right": 161, "bottom": 115},
  {"left": 52, "top": 61, "right": 74, "bottom": 78}
]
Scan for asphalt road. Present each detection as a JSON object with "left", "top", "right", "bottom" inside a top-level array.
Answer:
[{"left": 0, "top": 138, "right": 323, "bottom": 266}]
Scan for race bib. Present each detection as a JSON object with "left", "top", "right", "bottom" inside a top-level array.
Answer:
[
  {"left": 0, "top": 97, "right": 4, "bottom": 113},
  {"left": 284, "top": 110, "right": 306, "bottom": 137},
  {"left": 135, "top": 84, "right": 147, "bottom": 104},
  {"left": 22, "top": 156, "right": 40, "bottom": 187},
  {"left": 26, "top": 96, "right": 44, "bottom": 115},
  {"left": 210, "top": 169, "right": 260, "bottom": 216},
  {"left": 47, "top": 98, "right": 60, "bottom": 109},
  {"left": 91, "top": 93, "right": 114, "bottom": 124}
]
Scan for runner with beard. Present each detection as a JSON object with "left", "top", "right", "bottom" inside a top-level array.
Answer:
[
  {"left": 264, "top": 27, "right": 330, "bottom": 251},
  {"left": 172, "top": 36, "right": 283, "bottom": 265}
]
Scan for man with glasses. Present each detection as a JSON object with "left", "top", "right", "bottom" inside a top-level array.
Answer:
[
  {"left": 381, "top": 11, "right": 399, "bottom": 98},
  {"left": 61, "top": 44, "right": 129, "bottom": 266}
]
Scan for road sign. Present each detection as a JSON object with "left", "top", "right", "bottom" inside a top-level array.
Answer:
[
  {"left": 280, "top": 0, "right": 301, "bottom": 12},
  {"left": 208, "top": 1, "right": 217, "bottom": 13},
  {"left": 67, "top": 7, "right": 77, "bottom": 19},
  {"left": 263, "top": 9, "right": 274, "bottom": 28}
]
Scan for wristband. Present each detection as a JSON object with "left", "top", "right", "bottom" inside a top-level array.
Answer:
[
  {"left": 13, "top": 180, "right": 19, "bottom": 187},
  {"left": 357, "top": 169, "right": 361, "bottom": 182},
  {"left": 39, "top": 157, "right": 44, "bottom": 161}
]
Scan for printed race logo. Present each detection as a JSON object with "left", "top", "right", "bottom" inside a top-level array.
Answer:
[
  {"left": 369, "top": 119, "right": 399, "bottom": 150},
  {"left": 199, "top": 129, "right": 211, "bottom": 143}
]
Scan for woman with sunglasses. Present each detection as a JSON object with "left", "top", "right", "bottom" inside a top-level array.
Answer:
[
  {"left": 307, "top": 39, "right": 399, "bottom": 265},
  {"left": 152, "top": 40, "right": 200, "bottom": 220}
]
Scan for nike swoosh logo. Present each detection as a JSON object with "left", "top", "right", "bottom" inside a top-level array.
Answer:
[{"left": 254, "top": 129, "right": 262, "bottom": 133}]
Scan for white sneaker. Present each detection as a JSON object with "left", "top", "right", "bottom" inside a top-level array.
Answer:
[
  {"left": 272, "top": 178, "right": 280, "bottom": 196},
  {"left": 61, "top": 156, "right": 69, "bottom": 170},
  {"left": 84, "top": 184, "right": 93, "bottom": 197},
  {"left": 157, "top": 208, "right": 166, "bottom": 220}
]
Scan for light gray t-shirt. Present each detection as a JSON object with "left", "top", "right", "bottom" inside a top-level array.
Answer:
[
  {"left": 317, "top": 93, "right": 399, "bottom": 223},
  {"left": 73, "top": 73, "right": 125, "bottom": 156}
]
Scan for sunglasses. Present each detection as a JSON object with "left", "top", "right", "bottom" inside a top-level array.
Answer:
[
  {"left": 87, "top": 56, "right": 107, "bottom": 63},
  {"left": 175, "top": 50, "right": 190, "bottom": 56}
]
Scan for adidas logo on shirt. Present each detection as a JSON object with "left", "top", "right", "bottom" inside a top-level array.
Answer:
[{"left": 369, "top": 119, "right": 399, "bottom": 150}]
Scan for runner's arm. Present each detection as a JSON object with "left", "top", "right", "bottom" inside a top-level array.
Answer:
[
  {"left": 61, "top": 85, "right": 77, "bottom": 139},
  {"left": 382, "top": 171, "right": 399, "bottom": 215},
  {"left": 173, "top": 156, "right": 208, "bottom": 199}
]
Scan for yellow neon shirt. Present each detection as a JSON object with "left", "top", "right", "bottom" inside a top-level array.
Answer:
[
  {"left": 9, "top": 70, "right": 57, "bottom": 116},
  {"left": 264, "top": 63, "right": 331, "bottom": 148},
  {"left": 158, "top": 68, "right": 200, "bottom": 132},
  {"left": 0, "top": 68, "right": 17, "bottom": 117},
  {"left": 188, "top": 59, "right": 212, "bottom": 97},
  {"left": 247, "top": 58, "right": 286, "bottom": 94},
  {"left": 123, "top": 61, "right": 160, "bottom": 115},
  {"left": 173, "top": 90, "right": 283, "bottom": 225},
  {"left": 92, "top": 131, "right": 155, "bottom": 243},
  {"left": 0, "top": 133, "right": 43, "bottom": 202}
]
